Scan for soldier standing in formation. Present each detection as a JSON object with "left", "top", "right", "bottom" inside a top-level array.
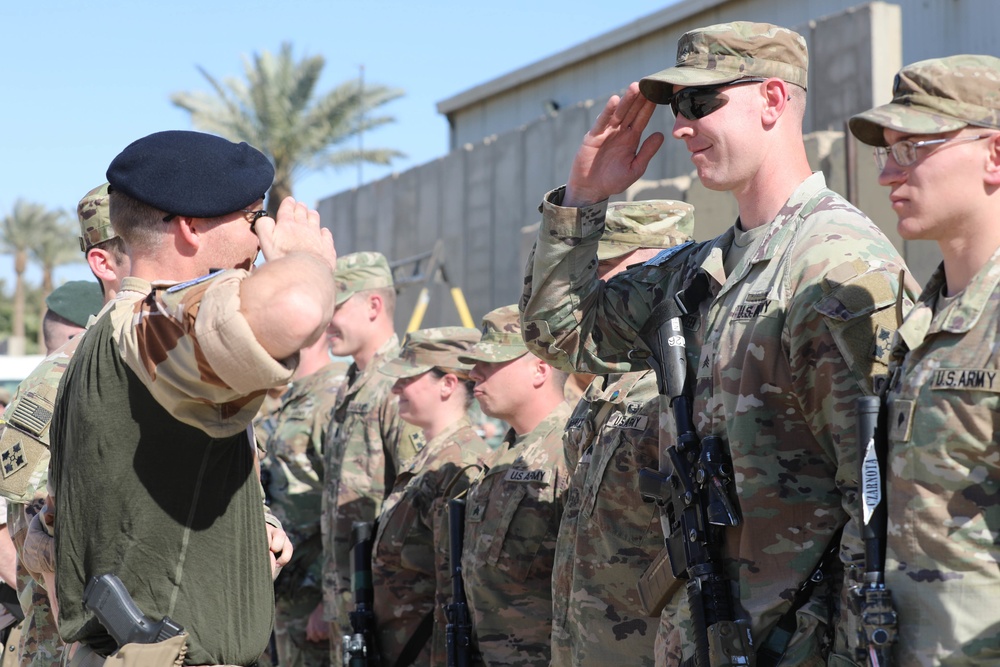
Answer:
[
  {"left": 520, "top": 21, "right": 917, "bottom": 665},
  {"left": 264, "top": 329, "right": 345, "bottom": 666},
  {"left": 849, "top": 54, "right": 1000, "bottom": 666},
  {"left": 548, "top": 200, "right": 693, "bottom": 667},
  {"left": 321, "top": 252, "right": 424, "bottom": 663},
  {"left": 374, "top": 327, "right": 492, "bottom": 666},
  {"left": 456, "top": 305, "right": 573, "bottom": 667}
]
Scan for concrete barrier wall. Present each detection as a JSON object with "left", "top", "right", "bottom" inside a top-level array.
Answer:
[{"left": 319, "top": 2, "right": 935, "bottom": 332}]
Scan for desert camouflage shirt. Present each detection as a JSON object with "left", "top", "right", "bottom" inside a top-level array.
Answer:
[
  {"left": 551, "top": 370, "right": 660, "bottom": 667},
  {"left": 882, "top": 253, "right": 1000, "bottom": 666},
  {"left": 462, "top": 399, "right": 572, "bottom": 667},
  {"left": 263, "top": 363, "right": 343, "bottom": 600},
  {"left": 520, "top": 175, "right": 917, "bottom": 665},
  {"left": 321, "top": 335, "right": 424, "bottom": 633},
  {"left": 372, "top": 417, "right": 492, "bottom": 666}
]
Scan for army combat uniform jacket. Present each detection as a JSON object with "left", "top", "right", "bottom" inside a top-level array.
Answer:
[
  {"left": 462, "top": 400, "right": 573, "bottom": 667},
  {"left": 264, "top": 363, "right": 343, "bottom": 666},
  {"left": 372, "top": 417, "right": 492, "bottom": 667},
  {"left": 321, "top": 335, "right": 424, "bottom": 646},
  {"left": 520, "top": 175, "right": 917, "bottom": 665},
  {"left": 50, "top": 273, "right": 291, "bottom": 666},
  {"left": 882, "top": 253, "right": 1000, "bottom": 666},
  {"left": 551, "top": 370, "right": 661, "bottom": 667}
]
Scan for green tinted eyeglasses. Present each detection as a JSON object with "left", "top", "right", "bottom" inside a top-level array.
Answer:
[
  {"left": 874, "top": 134, "right": 992, "bottom": 170},
  {"left": 670, "top": 78, "right": 767, "bottom": 120}
]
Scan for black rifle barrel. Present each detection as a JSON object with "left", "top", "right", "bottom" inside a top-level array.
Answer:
[{"left": 446, "top": 498, "right": 473, "bottom": 667}]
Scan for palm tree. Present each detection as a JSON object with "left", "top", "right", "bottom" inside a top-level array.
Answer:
[
  {"left": 171, "top": 42, "right": 405, "bottom": 215},
  {"left": 0, "top": 200, "right": 58, "bottom": 353},
  {"left": 30, "top": 213, "right": 85, "bottom": 348}
]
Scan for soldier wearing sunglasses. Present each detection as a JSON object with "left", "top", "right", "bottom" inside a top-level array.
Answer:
[
  {"left": 520, "top": 21, "right": 918, "bottom": 666},
  {"left": 849, "top": 55, "right": 1000, "bottom": 667}
]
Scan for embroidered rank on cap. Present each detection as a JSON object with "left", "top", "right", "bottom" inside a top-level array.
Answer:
[
  {"left": 505, "top": 468, "right": 549, "bottom": 484},
  {"left": 0, "top": 441, "right": 28, "bottom": 478},
  {"left": 929, "top": 368, "right": 1000, "bottom": 392},
  {"left": 10, "top": 396, "right": 52, "bottom": 437},
  {"left": 644, "top": 241, "right": 695, "bottom": 267}
]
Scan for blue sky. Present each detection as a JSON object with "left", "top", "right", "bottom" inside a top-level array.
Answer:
[{"left": 0, "top": 0, "right": 677, "bottom": 289}]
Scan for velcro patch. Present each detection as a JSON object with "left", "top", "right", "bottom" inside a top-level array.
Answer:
[
  {"left": 888, "top": 399, "right": 915, "bottom": 443},
  {"left": 505, "top": 468, "right": 549, "bottom": 484},
  {"left": 644, "top": 241, "right": 695, "bottom": 267},
  {"left": 0, "top": 428, "right": 48, "bottom": 502},
  {"left": 607, "top": 413, "right": 649, "bottom": 430},
  {"left": 871, "top": 324, "right": 894, "bottom": 365},
  {"left": 9, "top": 397, "right": 52, "bottom": 438},
  {"left": 929, "top": 368, "right": 1000, "bottom": 392}
]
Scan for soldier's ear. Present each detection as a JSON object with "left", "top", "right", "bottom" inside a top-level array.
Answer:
[{"left": 983, "top": 133, "right": 1000, "bottom": 186}]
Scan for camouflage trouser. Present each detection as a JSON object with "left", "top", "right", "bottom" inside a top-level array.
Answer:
[
  {"left": 16, "top": 578, "right": 62, "bottom": 667},
  {"left": 9, "top": 502, "right": 63, "bottom": 667},
  {"left": 275, "top": 589, "right": 330, "bottom": 667}
]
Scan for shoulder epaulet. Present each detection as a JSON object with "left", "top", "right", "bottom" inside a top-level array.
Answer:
[
  {"left": 165, "top": 269, "right": 225, "bottom": 294},
  {"left": 644, "top": 241, "right": 695, "bottom": 267}
]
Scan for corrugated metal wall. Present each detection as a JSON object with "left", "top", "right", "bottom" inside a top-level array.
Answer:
[{"left": 445, "top": 0, "right": 1000, "bottom": 150}]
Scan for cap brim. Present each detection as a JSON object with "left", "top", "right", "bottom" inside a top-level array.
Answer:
[
  {"left": 456, "top": 348, "right": 527, "bottom": 365},
  {"left": 596, "top": 242, "right": 631, "bottom": 262},
  {"left": 849, "top": 103, "right": 968, "bottom": 147},
  {"left": 639, "top": 67, "right": 742, "bottom": 104},
  {"left": 379, "top": 358, "right": 432, "bottom": 379}
]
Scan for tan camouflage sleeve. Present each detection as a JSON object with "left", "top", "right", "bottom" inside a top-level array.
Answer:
[
  {"left": 519, "top": 187, "right": 685, "bottom": 375},
  {"left": 115, "top": 270, "right": 297, "bottom": 439}
]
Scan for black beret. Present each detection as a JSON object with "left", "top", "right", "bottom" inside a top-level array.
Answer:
[{"left": 106, "top": 130, "right": 274, "bottom": 218}]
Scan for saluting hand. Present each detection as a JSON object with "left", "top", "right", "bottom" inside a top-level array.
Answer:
[
  {"left": 254, "top": 196, "right": 337, "bottom": 273},
  {"left": 564, "top": 82, "right": 664, "bottom": 207}
]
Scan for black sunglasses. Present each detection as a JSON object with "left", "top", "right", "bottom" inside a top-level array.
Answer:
[{"left": 670, "top": 78, "right": 767, "bottom": 121}]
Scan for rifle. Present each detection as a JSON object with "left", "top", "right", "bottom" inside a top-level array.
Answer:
[
  {"left": 853, "top": 396, "right": 897, "bottom": 667},
  {"left": 636, "top": 291, "right": 753, "bottom": 667},
  {"left": 82, "top": 573, "right": 184, "bottom": 648},
  {"left": 343, "top": 521, "right": 380, "bottom": 666},
  {"left": 445, "top": 498, "right": 475, "bottom": 667}
]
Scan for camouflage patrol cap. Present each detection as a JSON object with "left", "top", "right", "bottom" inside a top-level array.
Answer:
[
  {"left": 457, "top": 304, "right": 528, "bottom": 364},
  {"left": 381, "top": 327, "right": 482, "bottom": 379},
  {"left": 45, "top": 280, "right": 104, "bottom": 328},
  {"left": 334, "top": 251, "right": 395, "bottom": 306},
  {"left": 77, "top": 183, "right": 117, "bottom": 252},
  {"left": 598, "top": 200, "right": 695, "bottom": 261},
  {"left": 639, "top": 21, "right": 809, "bottom": 104},
  {"left": 849, "top": 55, "right": 1000, "bottom": 147}
]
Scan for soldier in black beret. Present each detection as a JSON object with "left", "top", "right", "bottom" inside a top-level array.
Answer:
[{"left": 48, "top": 131, "right": 337, "bottom": 666}]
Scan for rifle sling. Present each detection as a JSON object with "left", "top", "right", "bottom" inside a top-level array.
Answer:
[
  {"left": 394, "top": 609, "right": 434, "bottom": 667},
  {"left": 756, "top": 522, "right": 846, "bottom": 667}
]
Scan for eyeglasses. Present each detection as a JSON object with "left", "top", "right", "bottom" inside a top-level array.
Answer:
[
  {"left": 242, "top": 209, "right": 267, "bottom": 233},
  {"left": 161, "top": 208, "right": 268, "bottom": 231},
  {"left": 874, "top": 134, "right": 993, "bottom": 170},
  {"left": 670, "top": 78, "right": 767, "bottom": 121}
]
